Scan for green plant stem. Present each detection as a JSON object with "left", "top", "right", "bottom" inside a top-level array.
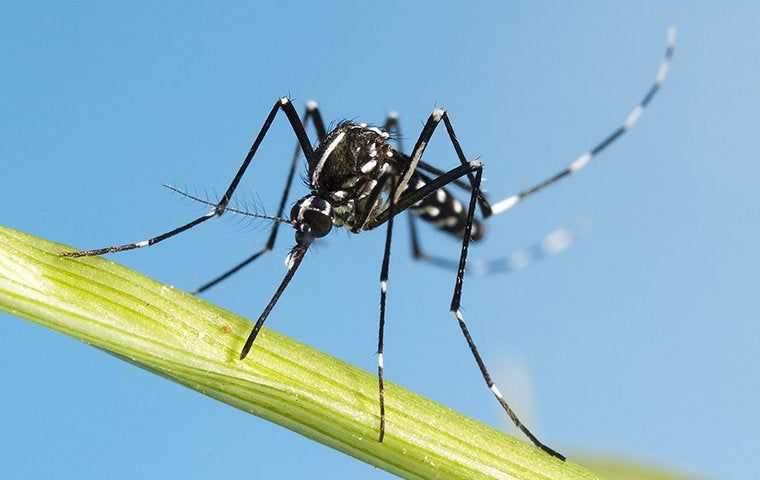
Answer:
[
  {"left": 578, "top": 457, "right": 696, "bottom": 480},
  {"left": 0, "top": 226, "right": 597, "bottom": 480}
]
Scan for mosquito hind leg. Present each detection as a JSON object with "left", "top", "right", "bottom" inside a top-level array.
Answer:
[{"left": 490, "top": 27, "right": 677, "bottom": 216}]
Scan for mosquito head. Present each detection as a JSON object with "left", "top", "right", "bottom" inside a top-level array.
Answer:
[{"left": 290, "top": 195, "right": 335, "bottom": 238}]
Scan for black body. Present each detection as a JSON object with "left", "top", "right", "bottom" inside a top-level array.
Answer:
[{"left": 305, "top": 121, "right": 484, "bottom": 239}]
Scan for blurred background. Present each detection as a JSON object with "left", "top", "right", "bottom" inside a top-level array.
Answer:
[{"left": 1, "top": 2, "right": 757, "bottom": 478}]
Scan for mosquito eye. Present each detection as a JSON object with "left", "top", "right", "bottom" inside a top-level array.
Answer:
[
  {"left": 303, "top": 210, "right": 332, "bottom": 237},
  {"left": 290, "top": 196, "right": 335, "bottom": 238}
]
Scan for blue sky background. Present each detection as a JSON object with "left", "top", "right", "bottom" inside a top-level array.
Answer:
[{"left": 1, "top": 2, "right": 757, "bottom": 479}]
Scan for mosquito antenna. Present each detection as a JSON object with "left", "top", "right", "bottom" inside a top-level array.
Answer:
[{"left": 163, "top": 184, "right": 293, "bottom": 225}]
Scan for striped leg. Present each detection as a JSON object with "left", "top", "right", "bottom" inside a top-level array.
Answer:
[
  {"left": 239, "top": 240, "right": 311, "bottom": 360},
  {"left": 467, "top": 226, "right": 575, "bottom": 275},
  {"left": 449, "top": 167, "right": 565, "bottom": 461},
  {"left": 376, "top": 178, "right": 397, "bottom": 442},
  {"left": 384, "top": 112, "right": 428, "bottom": 261},
  {"left": 366, "top": 161, "right": 485, "bottom": 229},
  {"left": 490, "top": 26, "right": 677, "bottom": 216},
  {"left": 393, "top": 108, "right": 492, "bottom": 216},
  {"left": 364, "top": 139, "right": 564, "bottom": 457},
  {"left": 406, "top": 223, "right": 576, "bottom": 276},
  {"left": 376, "top": 112, "right": 565, "bottom": 460},
  {"left": 382, "top": 113, "right": 480, "bottom": 262},
  {"left": 62, "top": 97, "right": 315, "bottom": 258},
  {"left": 192, "top": 101, "right": 328, "bottom": 294}
]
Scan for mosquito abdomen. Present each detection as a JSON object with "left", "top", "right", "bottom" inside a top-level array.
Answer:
[{"left": 409, "top": 174, "right": 485, "bottom": 241}]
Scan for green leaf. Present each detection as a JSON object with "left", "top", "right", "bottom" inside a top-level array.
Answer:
[{"left": 0, "top": 225, "right": 597, "bottom": 479}]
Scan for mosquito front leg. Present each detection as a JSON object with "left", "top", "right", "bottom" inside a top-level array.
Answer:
[
  {"left": 193, "top": 101, "right": 328, "bottom": 294},
  {"left": 62, "top": 97, "right": 315, "bottom": 258}
]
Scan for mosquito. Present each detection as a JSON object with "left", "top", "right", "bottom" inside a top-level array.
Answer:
[{"left": 63, "top": 27, "right": 676, "bottom": 461}]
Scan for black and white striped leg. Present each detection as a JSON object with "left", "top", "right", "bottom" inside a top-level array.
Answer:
[
  {"left": 359, "top": 158, "right": 562, "bottom": 454},
  {"left": 362, "top": 160, "right": 483, "bottom": 230},
  {"left": 395, "top": 108, "right": 492, "bottom": 216},
  {"left": 384, "top": 113, "right": 428, "bottom": 259},
  {"left": 453, "top": 308, "right": 565, "bottom": 461},
  {"left": 382, "top": 112, "right": 570, "bottom": 275},
  {"left": 468, "top": 226, "right": 575, "bottom": 275},
  {"left": 376, "top": 178, "right": 398, "bottom": 442},
  {"left": 366, "top": 161, "right": 485, "bottom": 229},
  {"left": 193, "top": 101, "right": 328, "bottom": 294},
  {"left": 383, "top": 112, "right": 478, "bottom": 262},
  {"left": 452, "top": 169, "right": 565, "bottom": 460},
  {"left": 364, "top": 152, "right": 563, "bottom": 456},
  {"left": 450, "top": 167, "right": 566, "bottom": 461},
  {"left": 490, "top": 26, "right": 677, "bottom": 216},
  {"left": 350, "top": 113, "right": 400, "bottom": 439},
  {"left": 406, "top": 222, "right": 576, "bottom": 275},
  {"left": 371, "top": 158, "right": 563, "bottom": 458},
  {"left": 239, "top": 241, "right": 311, "bottom": 360},
  {"left": 385, "top": 103, "right": 574, "bottom": 275},
  {"left": 61, "top": 97, "right": 315, "bottom": 258},
  {"left": 385, "top": 113, "right": 427, "bottom": 261},
  {"left": 354, "top": 176, "right": 393, "bottom": 232},
  {"left": 417, "top": 161, "right": 475, "bottom": 194},
  {"left": 60, "top": 210, "right": 218, "bottom": 258}
]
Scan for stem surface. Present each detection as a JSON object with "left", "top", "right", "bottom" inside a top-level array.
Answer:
[{"left": 0, "top": 226, "right": 597, "bottom": 480}]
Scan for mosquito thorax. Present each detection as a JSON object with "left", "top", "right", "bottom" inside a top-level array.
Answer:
[
  {"left": 290, "top": 195, "right": 335, "bottom": 238},
  {"left": 308, "top": 122, "right": 397, "bottom": 231},
  {"left": 310, "top": 122, "right": 394, "bottom": 193}
]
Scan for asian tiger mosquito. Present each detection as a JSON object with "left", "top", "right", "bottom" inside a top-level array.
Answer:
[{"left": 62, "top": 27, "right": 676, "bottom": 461}]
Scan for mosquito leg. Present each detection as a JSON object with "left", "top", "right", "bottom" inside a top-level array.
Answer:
[
  {"left": 60, "top": 211, "right": 217, "bottom": 258},
  {"left": 490, "top": 27, "right": 677, "bottom": 216},
  {"left": 393, "top": 108, "right": 491, "bottom": 216},
  {"left": 371, "top": 161, "right": 566, "bottom": 458},
  {"left": 376, "top": 178, "right": 398, "bottom": 442},
  {"left": 362, "top": 143, "right": 564, "bottom": 457},
  {"left": 239, "top": 241, "right": 311, "bottom": 360},
  {"left": 366, "top": 161, "right": 482, "bottom": 229},
  {"left": 450, "top": 167, "right": 565, "bottom": 461},
  {"left": 383, "top": 112, "right": 471, "bottom": 261},
  {"left": 407, "top": 222, "right": 576, "bottom": 275},
  {"left": 62, "top": 97, "right": 315, "bottom": 258},
  {"left": 193, "top": 101, "right": 328, "bottom": 294}
]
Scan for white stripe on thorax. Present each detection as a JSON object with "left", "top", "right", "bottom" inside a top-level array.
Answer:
[{"left": 312, "top": 132, "right": 346, "bottom": 187}]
